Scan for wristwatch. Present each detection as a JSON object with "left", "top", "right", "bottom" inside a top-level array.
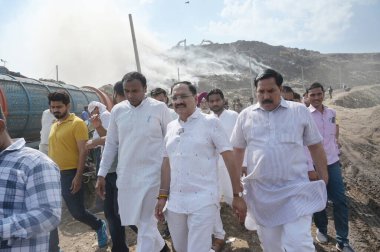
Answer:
[{"left": 233, "top": 192, "right": 243, "bottom": 197}]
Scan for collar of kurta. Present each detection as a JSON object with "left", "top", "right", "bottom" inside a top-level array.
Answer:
[
  {"left": 127, "top": 96, "right": 148, "bottom": 109},
  {"left": 252, "top": 97, "right": 289, "bottom": 111},
  {"left": 308, "top": 104, "right": 327, "bottom": 113},
  {"left": 0, "top": 138, "right": 25, "bottom": 155},
  {"left": 179, "top": 107, "right": 201, "bottom": 124}
]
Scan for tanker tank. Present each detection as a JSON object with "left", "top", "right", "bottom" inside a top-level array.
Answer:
[{"left": 0, "top": 67, "right": 112, "bottom": 142}]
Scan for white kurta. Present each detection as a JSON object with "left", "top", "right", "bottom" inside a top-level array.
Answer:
[
  {"left": 213, "top": 109, "right": 238, "bottom": 205},
  {"left": 231, "top": 99, "right": 327, "bottom": 228},
  {"left": 163, "top": 109, "right": 232, "bottom": 214},
  {"left": 39, "top": 109, "right": 56, "bottom": 155},
  {"left": 98, "top": 97, "right": 172, "bottom": 225}
]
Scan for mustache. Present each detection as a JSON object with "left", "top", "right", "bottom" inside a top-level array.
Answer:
[
  {"left": 175, "top": 104, "right": 186, "bottom": 108},
  {"left": 261, "top": 99, "right": 273, "bottom": 104}
]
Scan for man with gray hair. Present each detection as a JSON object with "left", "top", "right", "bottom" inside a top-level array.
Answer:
[{"left": 0, "top": 105, "right": 61, "bottom": 251}]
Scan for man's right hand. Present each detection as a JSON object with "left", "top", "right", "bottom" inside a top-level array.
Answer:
[
  {"left": 90, "top": 114, "right": 102, "bottom": 129},
  {"left": 241, "top": 166, "right": 247, "bottom": 177},
  {"left": 96, "top": 176, "right": 106, "bottom": 200},
  {"left": 85, "top": 139, "right": 96, "bottom": 150},
  {"left": 155, "top": 198, "right": 167, "bottom": 222}
]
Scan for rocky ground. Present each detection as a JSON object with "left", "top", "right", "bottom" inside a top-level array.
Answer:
[{"left": 59, "top": 84, "right": 380, "bottom": 252}]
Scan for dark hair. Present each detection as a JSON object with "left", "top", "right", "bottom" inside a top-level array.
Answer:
[
  {"left": 122, "top": 71, "right": 147, "bottom": 88},
  {"left": 293, "top": 92, "right": 301, "bottom": 100},
  {"left": 48, "top": 90, "right": 70, "bottom": 105},
  {"left": 282, "top": 85, "right": 294, "bottom": 93},
  {"left": 206, "top": 88, "right": 224, "bottom": 101},
  {"left": 307, "top": 82, "right": 325, "bottom": 93},
  {"left": 150, "top": 88, "right": 167, "bottom": 97},
  {"left": 113, "top": 81, "right": 124, "bottom": 96},
  {"left": 254, "top": 69, "right": 283, "bottom": 88},
  {"left": 171, "top": 81, "right": 197, "bottom": 95}
]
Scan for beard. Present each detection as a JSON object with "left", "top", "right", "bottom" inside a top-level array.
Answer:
[
  {"left": 54, "top": 111, "right": 68, "bottom": 119},
  {"left": 211, "top": 105, "right": 224, "bottom": 114}
]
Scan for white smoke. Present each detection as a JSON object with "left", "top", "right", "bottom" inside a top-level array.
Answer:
[{"left": 0, "top": 0, "right": 270, "bottom": 89}]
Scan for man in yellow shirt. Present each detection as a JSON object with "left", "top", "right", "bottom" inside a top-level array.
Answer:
[{"left": 47, "top": 90, "right": 108, "bottom": 251}]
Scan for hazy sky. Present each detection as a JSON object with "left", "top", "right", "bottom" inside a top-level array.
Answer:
[{"left": 0, "top": 0, "right": 379, "bottom": 87}]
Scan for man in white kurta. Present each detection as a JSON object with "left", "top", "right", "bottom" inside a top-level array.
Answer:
[
  {"left": 231, "top": 69, "right": 328, "bottom": 252},
  {"left": 98, "top": 72, "right": 172, "bottom": 252},
  {"left": 207, "top": 88, "right": 238, "bottom": 251},
  {"left": 39, "top": 108, "right": 56, "bottom": 155},
  {"left": 155, "top": 82, "right": 246, "bottom": 252}
]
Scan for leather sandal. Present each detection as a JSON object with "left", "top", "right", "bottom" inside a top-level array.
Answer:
[{"left": 211, "top": 238, "right": 225, "bottom": 252}]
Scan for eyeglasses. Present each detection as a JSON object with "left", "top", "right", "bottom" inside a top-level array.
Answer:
[{"left": 171, "top": 94, "right": 193, "bottom": 101}]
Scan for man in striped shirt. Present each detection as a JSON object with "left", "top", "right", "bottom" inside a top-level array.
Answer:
[
  {"left": 231, "top": 69, "right": 328, "bottom": 251},
  {"left": 0, "top": 105, "right": 61, "bottom": 251}
]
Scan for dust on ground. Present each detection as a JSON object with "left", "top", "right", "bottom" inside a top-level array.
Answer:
[{"left": 59, "top": 84, "right": 380, "bottom": 251}]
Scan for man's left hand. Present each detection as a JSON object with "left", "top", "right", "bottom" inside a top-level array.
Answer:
[{"left": 232, "top": 197, "right": 247, "bottom": 224}]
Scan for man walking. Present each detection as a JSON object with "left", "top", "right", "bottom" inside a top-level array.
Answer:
[
  {"left": 48, "top": 90, "right": 108, "bottom": 251},
  {"left": 91, "top": 81, "right": 138, "bottom": 251},
  {"left": 207, "top": 88, "right": 239, "bottom": 251},
  {"left": 155, "top": 82, "right": 246, "bottom": 252},
  {"left": 307, "top": 82, "right": 354, "bottom": 252},
  {"left": 231, "top": 69, "right": 328, "bottom": 251},
  {"left": 0, "top": 105, "right": 61, "bottom": 251},
  {"left": 97, "top": 72, "right": 172, "bottom": 252}
]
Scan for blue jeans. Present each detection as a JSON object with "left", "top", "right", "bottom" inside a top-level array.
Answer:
[
  {"left": 104, "top": 172, "right": 137, "bottom": 252},
  {"left": 50, "top": 169, "right": 103, "bottom": 251},
  {"left": 313, "top": 161, "right": 349, "bottom": 245}
]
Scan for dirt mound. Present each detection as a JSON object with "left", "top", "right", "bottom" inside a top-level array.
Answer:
[
  {"left": 333, "top": 84, "right": 380, "bottom": 108},
  {"left": 330, "top": 84, "right": 380, "bottom": 250}
]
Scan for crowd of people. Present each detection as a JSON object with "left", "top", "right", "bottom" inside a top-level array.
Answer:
[{"left": 0, "top": 68, "right": 355, "bottom": 252}]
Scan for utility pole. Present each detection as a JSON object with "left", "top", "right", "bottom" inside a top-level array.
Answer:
[
  {"left": 177, "top": 67, "right": 180, "bottom": 81},
  {"left": 338, "top": 66, "right": 342, "bottom": 88},
  {"left": 248, "top": 57, "right": 254, "bottom": 97},
  {"left": 129, "top": 14, "right": 142, "bottom": 73},
  {"left": 301, "top": 66, "right": 305, "bottom": 91},
  {"left": 56, "top": 65, "right": 59, "bottom": 82}
]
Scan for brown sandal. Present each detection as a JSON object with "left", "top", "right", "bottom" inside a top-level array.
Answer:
[{"left": 212, "top": 238, "right": 225, "bottom": 252}]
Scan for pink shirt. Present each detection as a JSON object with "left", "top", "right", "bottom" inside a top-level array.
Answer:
[{"left": 308, "top": 105, "right": 339, "bottom": 165}]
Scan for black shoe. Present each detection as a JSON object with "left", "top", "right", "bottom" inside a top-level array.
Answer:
[{"left": 160, "top": 243, "right": 170, "bottom": 252}]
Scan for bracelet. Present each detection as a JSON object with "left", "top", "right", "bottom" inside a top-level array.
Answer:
[
  {"left": 157, "top": 194, "right": 169, "bottom": 200},
  {"left": 159, "top": 188, "right": 169, "bottom": 192}
]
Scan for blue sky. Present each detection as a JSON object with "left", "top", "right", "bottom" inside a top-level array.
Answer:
[{"left": 0, "top": 0, "right": 379, "bottom": 86}]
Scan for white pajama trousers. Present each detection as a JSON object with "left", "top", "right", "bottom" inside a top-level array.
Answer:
[
  {"left": 213, "top": 207, "right": 226, "bottom": 239},
  {"left": 257, "top": 215, "right": 315, "bottom": 252},
  {"left": 166, "top": 204, "right": 218, "bottom": 252},
  {"left": 118, "top": 187, "right": 165, "bottom": 252}
]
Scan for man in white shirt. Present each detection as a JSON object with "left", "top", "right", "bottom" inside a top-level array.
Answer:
[
  {"left": 155, "top": 81, "right": 246, "bottom": 252},
  {"left": 39, "top": 108, "right": 55, "bottom": 155},
  {"left": 231, "top": 69, "right": 328, "bottom": 251},
  {"left": 97, "top": 72, "right": 172, "bottom": 252},
  {"left": 207, "top": 88, "right": 238, "bottom": 252}
]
